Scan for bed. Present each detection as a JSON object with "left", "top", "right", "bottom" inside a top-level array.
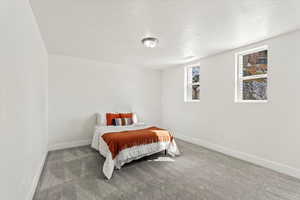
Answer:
[{"left": 91, "top": 118, "right": 180, "bottom": 179}]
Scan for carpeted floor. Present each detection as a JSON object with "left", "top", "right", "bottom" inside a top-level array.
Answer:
[{"left": 34, "top": 139, "right": 300, "bottom": 200}]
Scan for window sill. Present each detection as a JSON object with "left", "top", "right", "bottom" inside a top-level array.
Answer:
[
  {"left": 235, "top": 100, "right": 268, "bottom": 103},
  {"left": 184, "top": 100, "right": 200, "bottom": 103}
]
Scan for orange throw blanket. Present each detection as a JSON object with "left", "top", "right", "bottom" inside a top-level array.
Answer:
[{"left": 102, "top": 126, "right": 173, "bottom": 159}]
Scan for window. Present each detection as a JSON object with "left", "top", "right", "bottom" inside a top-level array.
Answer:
[
  {"left": 235, "top": 46, "right": 268, "bottom": 103},
  {"left": 184, "top": 65, "right": 200, "bottom": 102}
]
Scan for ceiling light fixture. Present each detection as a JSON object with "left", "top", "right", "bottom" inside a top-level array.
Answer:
[{"left": 141, "top": 37, "right": 159, "bottom": 48}]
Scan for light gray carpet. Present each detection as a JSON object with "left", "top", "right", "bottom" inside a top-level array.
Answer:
[{"left": 34, "top": 139, "right": 300, "bottom": 200}]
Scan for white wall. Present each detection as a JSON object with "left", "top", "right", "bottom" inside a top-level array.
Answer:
[
  {"left": 161, "top": 30, "right": 300, "bottom": 178},
  {"left": 48, "top": 54, "right": 161, "bottom": 149},
  {"left": 0, "top": 1, "right": 48, "bottom": 200}
]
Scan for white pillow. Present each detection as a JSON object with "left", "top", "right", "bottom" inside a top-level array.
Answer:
[
  {"left": 132, "top": 113, "right": 138, "bottom": 124},
  {"left": 95, "top": 113, "right": 102, "bottom": 125},
  {"left": 95, "top": 113, "right": 108, "bottom": 126}
]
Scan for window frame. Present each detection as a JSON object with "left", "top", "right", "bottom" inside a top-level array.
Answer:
[
  {"left": 184, "top": 65, "right": 200, "bottom": 102},
  {"left": 235, "top": 45, "right": 268, "bottom": 103}
]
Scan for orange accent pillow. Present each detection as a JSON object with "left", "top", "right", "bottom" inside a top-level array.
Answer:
[
  {"left": 106, "top": 113, "right": 121, "bottom": 125},
  {"left": 120, "top": 113, "right": 133, "bottom": 119}
]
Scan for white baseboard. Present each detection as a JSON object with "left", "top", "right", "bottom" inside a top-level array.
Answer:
[
  {"left": 27, "top": 151, "right": 48, "bottom": 200},
  {"left": 175, "top": 133, "right": 300, "bottom": 180},
  {"left": 26, "top": 140, "right": 91, "bottom": 199},
  {"left": 48, "top": 139, "right": 91, "bottom": 151}
]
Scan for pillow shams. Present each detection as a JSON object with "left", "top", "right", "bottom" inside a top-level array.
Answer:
[{"left": 106, "top": 113, "right": 121, "bottom": 125}]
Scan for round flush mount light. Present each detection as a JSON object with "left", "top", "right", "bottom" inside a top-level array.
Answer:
[{"left": 141, "top": 37, "right": 159, "bottom": 48}]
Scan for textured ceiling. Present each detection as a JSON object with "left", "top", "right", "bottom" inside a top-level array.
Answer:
[{"left": 30, "top": 0, "right": 300, "bottom": 68}]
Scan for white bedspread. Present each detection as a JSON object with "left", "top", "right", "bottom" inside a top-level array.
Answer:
[{"left": 91, "top": 124, "right": 180, "bottom": 179}]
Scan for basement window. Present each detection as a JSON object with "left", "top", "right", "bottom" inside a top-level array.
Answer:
[
  {"left": 235, "top": 46, "right": 268, "bottom": 103},
  {"left": 184, "top": 65, "right": 200, "bottom": 102}
]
